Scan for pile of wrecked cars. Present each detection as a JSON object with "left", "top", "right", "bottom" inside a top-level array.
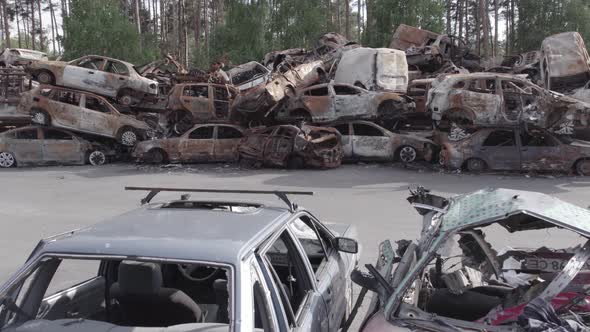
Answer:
[{"left": 350, "top": 187, "right": 590, "bottom": 331}]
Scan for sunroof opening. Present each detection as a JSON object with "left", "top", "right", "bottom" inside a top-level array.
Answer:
[{"left": 160, "top": 201, "right": 262, "bottom": 213}]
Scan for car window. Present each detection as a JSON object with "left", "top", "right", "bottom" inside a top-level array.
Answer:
[
  {"left": 75, "top": 57, "right": 104, "bottom": 70},
  {"left": 353, "top": 123, "right": 385, "bottom": 136},
  {"left": 84, "top": 96, "right": 111, "bottom": 113},
  {"left": 15, "top": 129, "right": 38, "bottom": 139},
  {"left": 501, "top": 80, "right": 534, "bottom": 95},
  {"left": 483, "top": 130, "right": 516, "bottom": 146},
  {"left": 467, "top": 79, "right": 496, "bottom": 94},
  {"left": 306, "top": 87, "right": 329, "bottom": 96},
  {"left": 213, "top": 87, "right": 231, "bottom": 101},
  {"left": 104, "top": 61, "right": 129, "bottom": 76},
  {"left": 39, "top": 89, "right": 52, "bottom": 97},
  {"left": 188, "top": 126, "right": 214, "bottom": 139},
  {"left": 183, "top": 85, "right": 208, "bottom": 98},
  {"left": 334, "top": 124, "right": 350, "bottom": 136},
  {"left": 43, "top": 259, "right": 100, "bottom": 298},
  {"left": 217, "top": 126, "right": 243, "bottom": 139},
  {"left": 521, "top": 131, "right": 559, "bottom": 147},
  {"left": 52, "top": 90, "right": 81, "bottom": 106},
  {"left": 333, "top": 85, "right": 360, "bottom": 95},
  {"left": 289, "top": 216, "right": 328, "bottom": 274},
  {"left": 43, "top": 129, "right": 73, "bottom": 140}
]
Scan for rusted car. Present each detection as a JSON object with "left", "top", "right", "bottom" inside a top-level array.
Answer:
[
  {"left": 132, "top": 124, "right": 244, "bottom": 164},
  {"left": 540, "top": 32, "right": 590, "bottom": 92},
  {"left": 353, "top": 187, "right": 590, "bottom": 331},
  {"left": 137, "top": 54, "right": 188, "bottom": 95},
  {"left": 332, "top": 120, "right": 436, "bottom": 163},
  {"left": 275, "top": 81, "right": 414, "bottom": 124},
  {"left": 18, "top": 86, "right": 154, "bottom": 146},
  {"left": 166, "top": 83, "right": 238, "bottom": 134},
  {"left": 226, "top": 61, "right": 271, "bottom": 91},
  {"left": 488, "top": 51, "right": 541, "bottom": 83},
  {"left": 333, "top": 48, "right": 408, "bottom": 93},
  {"left": 438, "top": 127, "right": 590, "bottom": 175},
  {"left": 26, "top": 55, "right": 159, "bottom": 105},
  {"left": 238, "top": 124, "right": 343, "bottom": 169},
  {"left": 407, "top": 78, "right": 434, "bottom": 113},
  {"left": 428, "top": 73, "right": 590, "bottom": 135},
  {"left": 0, "top": 126, "right": 110, "bottom": 167},
  {"left": 0, "top": 48, "right": 48, "bottom": 67}
]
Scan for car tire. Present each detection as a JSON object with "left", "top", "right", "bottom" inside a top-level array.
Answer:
[
  {"left": 465, "top": 158, "right": 486, "bottom": 173},
  {"left": 396, "top": 145, "right": 417, "bottom": 163},
  {"left": 31, "top": 110, "right": 49, "bottom": 125},
  {"left": 88, "top": 150, "right": 106, "bottom": 166},
  {"left": 287, "top": 155, "right": 304, "bottom": 170},
  {"left": 36, "top": 71, "right": 54, "bottom": 85},
  {"left": 118, "top": 89, "right": 139, "bottom": 106},
  {"left": 575, "top": 159, "right": 590, "bottom": 176},
  {"left": 147, "top": 148, "right": 167, "bottom": 164},
  {"left": 119, "top": 128, "right": 138, "bottom": 146},
  {"left": 0, "top": 151, "right": 16, "bottom": 168}
]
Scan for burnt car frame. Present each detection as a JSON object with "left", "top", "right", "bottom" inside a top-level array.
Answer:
[
  {"left": 18, "top": 86, "right": 154, "bottom": 146},
  {"left": 540, "top": 31, "right": 590, "bottom": 92},
  {"left": 238, "top": 124, "right": 343, "bottom": 169},
  {"left": 439, "top": 126, "right": 590, "bottom": 175},
  {"left": 331, "top": 120, "right": 436, "bottom": 163},
  {"left": 0, "top": 125, "right": 110, "bottom": 167},
  {"left": 132, "top": 124, "right": 244, "bottom": 164},
  {"left": 226, "top": 61, "right": 271, "bottom": 92},
  {"left": 356, "top": 187, "right": 590, "bottom": 331},
  {"left": 275, "top": 81, "right": 413, "bottom": 124},
  {"left": 0, "top": 48, "right": 48, "bottom": 67},
  {"left": 26, "top": 55, "right": 159, "bottom": 105}
]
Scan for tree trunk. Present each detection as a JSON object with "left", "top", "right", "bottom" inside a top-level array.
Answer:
[
  {"left": 345, "top": 0, "right": 350, "bottom": 38},
  {"left": 446, "top": 0, "right": 452, "bottom": 34},
  {"left": 194, "top": 0, "right": 200, "bottom": 52},
  {"left": 37, "top": 0, "right": 43, "bottom": 50},
  {"left": 464, "top": 0, "right": 469, "bottom": 43},
  {"left": 458, "top": 0, "right": 463, "bottom": 40},
  {"left": 336, "top": 0, "right": 341, "bottom": 34},
  {"left": 480, "top": 0, "right": 488, "bottom": 60},
  {"left": 134, "top": 0, "right": 141, "bottom": 34},
  {"left": 49, "top": 0, "right": 56, "bottom": 53},
  {"left": 357, "top": 0, "right": 361, "bottom": 40},
  {"left": 1, "top": 0, "right": 9, "bottom": 47},
  {"left": 30, "top": 0, "right": 36, "bottom": 49},
  {"left": 203, "top": 0, "right": 208, "bottom": 58},
  {"left": 493, "top": 0, "right": 498, "bottom": 57}
]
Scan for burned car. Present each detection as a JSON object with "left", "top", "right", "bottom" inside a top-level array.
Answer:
[
  {"left": 540, "top": 31, "right": 590, "bottom": 92},
  {"left": 406, "top": 78, "right": 434, "bottom": 113},
  {"left": 226, "top": 61, "right": 271, "bottom": 92},
  {"left": 132, "top": 124, "right": 244, "bottom": 164},
  {"left": 332, "top": 120, "right": 436, "bottom": 163},
  {"left": 275, "top": 81, "right": 414, "bottom": 124},
  {"left": 355, "top": 187, "right": 590, "bottom": 331},
  {"left": 438, "top": 127, "right": 590, "bottom": 175},
  {"left": 18, "top": 86, "right": 154, "bottom": 146},
  {"left": 428, "top": 73, "right": 590, "bottom": 135},
  {"left": 0, "top": 48, "right": 48, "bottom": 67},
  {"left": 238, "top": 124, "right": 343, "bottom": 169},
  {"left": 488, "top": 51, "right": 541, "bottom": 84},
  {"left": 26, "top": 55, "right": 159, "bottom": 105},
  {"left": 137, "top": 54, "right": 188, "bottom": 95},
  {"left": 0, "top": 187, "right": 359, "bottom": 331},
  {"left": 0, "top": 126, "right": 110, "bottom": 167}
]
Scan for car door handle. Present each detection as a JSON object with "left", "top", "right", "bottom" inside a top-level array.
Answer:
[
  {"left": 88, "top": 71, "right": 94, "bottom": 74},
  {"left": 119, "top": 77, "right": 125, "bottom": 81},
  {"left": 65, "top": 310, "right": 80, "bottom": 318}
]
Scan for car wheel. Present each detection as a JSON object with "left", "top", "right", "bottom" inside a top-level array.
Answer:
[
  {"left": 239, "top": 157, "right": 259, "bottom": 169},
  {"left": 576, "top": 159, "right": 590, "bottom": 176},
  {"left": 287, "top": 155, "right": 304, "bottom": 170},
  {"left": 465, "top": 158, "right": 486, "bottom": 173},
  {"left": 88, "top": 150, "right": 106, "bottom": 166},
  {"left": 31, "top": 110, "right": 49, "bottom": 125},
  {"left": 0, "top": 152, "right": 16, "bottom": 168},
  {"left": 118, "top": 89, "right": 139, "bottom": 106},
  {"left": 36, "top": 71, "right": 54, "bottom": 85},
  {"left": 119, "top": 128, "right": 138, "bottom": 146},
  {"left": 438, "top": 151, "right": 446, "bottom": 166},
  {"left": 397, "top": 146, "right": 417, "bottom": 163},
  {"left": 147, "top": 149, "right": 167, "bottom": 164}
]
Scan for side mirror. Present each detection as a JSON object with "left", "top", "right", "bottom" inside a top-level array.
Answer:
[{"left": 334, "top": 237, "right": 358, "bottom": 254}]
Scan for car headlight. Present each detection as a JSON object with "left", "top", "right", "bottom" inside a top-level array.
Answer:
[{"left": 149, "top": 83, "right": 157, "bottom": 90}]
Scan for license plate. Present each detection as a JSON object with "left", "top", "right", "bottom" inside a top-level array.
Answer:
[{"left": 524, "top": 257, "right": 590, "bottom": 272}]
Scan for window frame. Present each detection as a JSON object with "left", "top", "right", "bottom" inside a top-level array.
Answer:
[
  {"left": 287, "top": 212, "right": 334, "bottom": 276},
  {"left": 482, "top": 130, "right": 517, "bottom": 147},
  {"left": 216, "top": 126, "right": 243, "bottom": 140},
  {"left": 41, "top": 129, "right": 75, "bottom": 141},
  {"left": 352, "top": 123, "right": 387, "bottom": 137},
  {"left": 14, "top": 128, "right": 39, "bottom": 140},
  {"left": 104, "top": 60, "right": 129, "bottom": 76},
  {"left": 187, "top": 126, "right": 214, "bottom": 140}
]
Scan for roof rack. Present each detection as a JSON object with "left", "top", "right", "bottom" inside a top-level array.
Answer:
[{"left": 125, "top": 186, "right": 314, "bottom": 212}]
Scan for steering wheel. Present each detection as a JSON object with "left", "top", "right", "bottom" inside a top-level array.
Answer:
[{"left": 177, "top": 264, "right": 221, "bottom": 282}]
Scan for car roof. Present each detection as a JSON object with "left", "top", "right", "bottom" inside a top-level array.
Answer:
[
  {"left": 83, "top": 55, "right": 134, "bottom": 67},
  {"left": 3, "top": 125, "right": 82, "bottom": 138},
  {"left": 38, "top": 200, "right": 293, "bottom": 265},
  {"left": 37, "top": 85, "right": 113, "bottom": 103}
]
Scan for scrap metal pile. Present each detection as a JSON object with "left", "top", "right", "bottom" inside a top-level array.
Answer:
[{"left": 2, "top": 27, "right": 590, "bottom": 174}]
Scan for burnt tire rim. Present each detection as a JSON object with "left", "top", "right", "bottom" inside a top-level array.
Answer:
[
  {"left": 467, "top": 159, "right": 485, "bottom": 172},
  {"left": 578, "top": 161, "right": 590, "bottom": 176},
  {"left": 0, "top": 152, "right": 15, "bottom": 168},
  {"left": 37, "top": 72, "right": 52, "bottom": 84},
  {"left": 89, "top": 151, "right": 106, "bottom": 166},
  {"left": 149, "top": 150, "right": 164, "bottom": 164},
  {"left": 121, "top": 130, "right": 137, "bottom": 146},
  {"left": 399, "top": 146, "right": 417, "bottom": 163},
  {"left": 32, "top": 112, "right": 46, "bottom": 124},
  {"left": 438, "top": 151, "right": 445, "bottom": 166},
  {"left": 119, "top": 94, "right": 135, "bottom": 106}
]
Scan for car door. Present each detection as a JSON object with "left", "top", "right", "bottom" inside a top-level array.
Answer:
[
  {"left": 479, "top": 129, "right": 521, "bottom": 170},
  {"left": 212, "top": 86, "right": 232, "bottom": 120},
  {"left": 351, "top": 122, "right": 393, "bottom": 160},
  {"left": 519, "top": 129, "right": 567, "bottom": 172},
  {"left": 179, "top": 85, "right": 212, "bottom": 122},
  {"left": 263, "top": 127, "right": 295, "bottom": 165},
  {"left": 333, "top": 84, "right": 366, "bottom": 119},
  {"left": 499, "top": 79, "right": 537, "bottom": 124},
  {"left": 63, "top": 57, "right": 112, "bottom": 97},
  {"left": 333, "top": 123, "right": 353, "bottom": 159},
  {"left": 103, "top": 60, "right": 130, "bottom": 93},
  {"left": 40, "top": 128, "right": 83, "bottom": 164},
  {"left": 180, "top": 125, "right": 214, "bottom": 162},
  {"left": 289, "top": 214, "right": 348, "bottom": 331},
  {"left": 448, "top": 78, "right": 502, "bottom": 125},
  {"left": 79, "top": 94, "right": 115, "bottom": 137},
  {"left": 299, "top": 85, "right": 333, "bottom": 121},
  {"left": 214, "top": 125, "right": 243, "bottom": 162},
  {"left": 9, "top": 128, "right": 43, "bottom": 164},
  {"left": 48, "top": 90, "right": 82, "bottom": 129}
]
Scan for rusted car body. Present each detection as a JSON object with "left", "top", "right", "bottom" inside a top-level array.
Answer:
[
  {"left": 331, "top": 120, "right": 436, "bottom": 163},
  {"left": 276, "top": 81, "right": 413, "bottom": 124},
  {"left": 428, "top": 73, "right": 590, "bottom": 135},
  {"left": 137, "top": 54, "right": 188, "bottom": 95},
  {"left": 407, "top": 78, "right": 434, "bottom": 113},
  {"left": 238, "top": 124, "right": 343, "bottom": 169},
  {"left": 334, "top": 48, "right": 408, "bottom": 93},
  {"left": 0, "top": 126, "right": 111, "bottom": 167},
  {"left": 489, "top": 51, "right": 541, "bottom": 83},
  {"left": 356, "top": 187, "right": 590, "bottom": 331},
  {"left": 18, "top": 86, "right": 154, "bottom": 146},
  {"left": 438, "top": 127, "right": 590, "bottom": 174},
  {"left": 132, "top": 124, "right": 244, "bottom": 164},
  {"left": 0, "top": 48, "right": 48, "bottom": 67},
  {"left": 227, "top": 61, "right": 271, "bottom": 91},
  {"left": 232, "top": 60, "right": 326, "bottom": 113},
  {"left": 540, "top": 32, "right": 590, "bottom": 92},
  {"left": 26, "top": 55, "right": 159, "bottom": 105}
]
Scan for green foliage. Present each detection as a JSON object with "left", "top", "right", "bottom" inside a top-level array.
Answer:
[{"left": 62, "top": 0, "right": 157, "bottom": 64}]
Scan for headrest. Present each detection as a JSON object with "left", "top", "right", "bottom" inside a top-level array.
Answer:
[{"left": 117, "top": 260, "right": 163, "bottom": 295}]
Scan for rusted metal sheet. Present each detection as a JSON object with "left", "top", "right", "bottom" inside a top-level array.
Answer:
[
  {"left": 238, "top": 124, "right": 343, "bottom": 169},
  {"left": 0, "top": 48, "right": 48, "bottom": 67},
  {"left": 137, "top": 54, "right": 188, "bottom": 95},
  {"left": 541, "top": 32, "right": 590, "bottom": 92},
  {"left": 132, "top": 124, "right": 244, "bottom": 164},
  {"left": 407, "top": 78, "right": 434, "bottom": 113},
  {"left": 226, "top": 61, "right": 271, "bottom": 91},
  {"left": 390, "top": 24, "right": 440, "bottom": 51}
]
